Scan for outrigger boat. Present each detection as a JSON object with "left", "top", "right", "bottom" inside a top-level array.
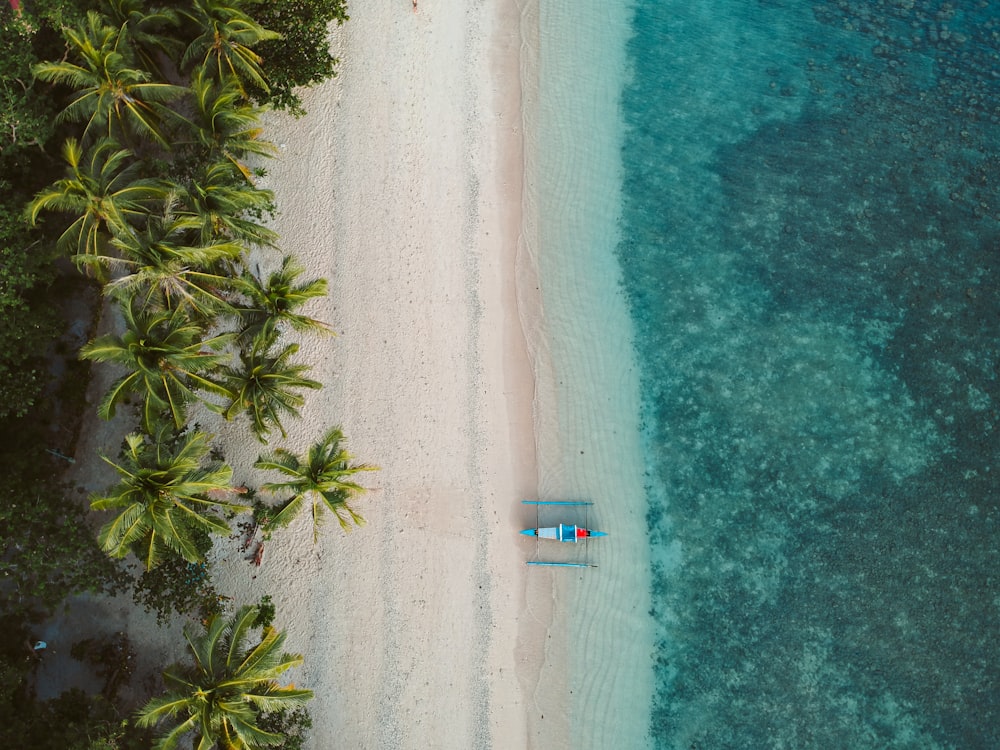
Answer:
[{"left": 521, "top": 500, "right": 606, "bottom": 568}]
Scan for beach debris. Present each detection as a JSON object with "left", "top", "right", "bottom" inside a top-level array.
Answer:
[
  {"left": 45, "top": 448, "right": 75, "bottom": 464},
  {"left": 239, "top": 521, "right": 259, "bottom": 553},
  {"left": 25, "top": 640, "right": 45, "bottom": 660}
]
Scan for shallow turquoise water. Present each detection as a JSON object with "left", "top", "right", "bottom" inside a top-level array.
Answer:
[{"left": 613, "top": 1, "right": 1000, "bottom": 747}]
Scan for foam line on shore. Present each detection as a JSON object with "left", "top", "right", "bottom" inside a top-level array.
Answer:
[{"left": 519, "top": 0, "right": 656, "bottom": 747}]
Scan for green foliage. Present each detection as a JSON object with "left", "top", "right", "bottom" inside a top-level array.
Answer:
[
  {"left": 26, "top": 137, "right": 167, "bottom": 259},
  {"left": 0, "top": 2, "right": 342, "bottom": 745},
  {"left": 248, "top": 0, "right": 349, "bottom": 116},
  {"left": 0, "top": 206, "right": 60, "bottom": 419},
  {"left": 89, "top": 425, "right": 248, "bottom": 569},
  {"left": 251, "top": 594, "right": 275, "bottom": 629},
  {"left": 98, "top": 207, "right": 243, "bottom": 319},
  {"left": 180, "top": 0, "right": 280, "bottom": 95},
  {"left": 81, "top": 303, "right": 235, "bottom": 431},
  {"left": 222, "top": 335, "right": 322, "bottom": 442},
  {"left": 19, "top": 0, "right": 100, "bottom": 31},
  {"left": 249, "top": 496, "right": 276, "bottom": 540},
  {"left": 234, "top": 254, "right": 332, "bottom": 344},
  {"left": 138, "top": 605, "right": 313, "bottom": 750},
  {"left": 256, "top": 426, "right": 377, "bottom": 542},
  {"left": 256, "top": 707, "right": 313, "bottom": 750},
  {"left": 32, "top": 11, "right": 186, "bottom": 148},
  {"left": 177, "top": 159, "right": 278, "bottom": 246},
  {"left": 0, "top": 8, "right": 65, "bottom": 419},
  {"left": 0, "top": 11, "right": 56, "bottom": 158},
  {"left": 183, "top": 65, "right": 277, "bottom": 181},
  {"left": 0, "top": 444, "right": 129, "bottom": 621},
  {"left": 131, "top": 542, "right": 224, "bottom": 626},
  {"left": 104, "top": 0, "right": 183, "bottom": 80}
]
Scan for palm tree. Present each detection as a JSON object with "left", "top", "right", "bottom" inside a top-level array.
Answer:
[
  {"left": 178, "top": 160, "right": 278, "bottom": 247},
  {"left": 91, "top": 427, "right": 247, "bottom": 569},
  {"left": 222, "top": 336, "right": 321, "bottom": 442},
  {"left": 26, "top": 137, "right": 165, "bottom": 258},
  {"left": 185, "top": 66, "right": 277, "bottom": 182},
  {"left": 138, "top": 604, "right": 312, "bottom": 750},
  {"left": 234, "top": 255, "right": 332, "bottom": 344},
  {"left": 32, "top": 11, "right": 186, "bottom": 147},
  {"left": 96, "top": 207, "right": 244, "bottom": 317},
  {"left": 255, "top": 427, "right": 376, "bottom": 542},
  {"left": 105, "top": 0, "right": 183, "bottom": 79},
  {"left": 80, "top": 300, "right": 234, "bottom": 431},
  {"left": 180, "top": 0, "right": 281, "bottom": 95}
]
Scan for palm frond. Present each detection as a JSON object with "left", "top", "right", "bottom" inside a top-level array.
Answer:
[
  {"left": 263, "top": 493, "right": 306, "bottom": 530},
  {"left": 95, "top": 502, "right": 148, "bottom": 557}
]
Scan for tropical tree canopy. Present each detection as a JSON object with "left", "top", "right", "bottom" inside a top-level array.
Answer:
[
  {"left": 177, "top": 160, "right": 278, "bottom": 247},
  {"left": 180, "top": 0, "right": 280, "bottom": 94},
  {"left": 79, "top": 300, "right": 234, "bottom": 430},
  {"left": 222, "top": 336, "right": 321, "bottom": 442},
  {"left": 99, "top": 206, "right": 244, "bottom": 318},
  {"left": 234, "top": 255, "right": 331, "bottom": 344},
  {"left": 32, "top": 10, "right": 185, "bottom": 147},
  {"left": 248, "top": 0, "right": 349, "bottom": 116},
  {"left": 26, "top": 137, "right": 165, "bottom": 258},
  {"left": 104, "top": 0, "right": 183, "bottom": 78},
  {"left": 137, "top": 604, "right": 313, "bottom": 750},
  {"left": 185, "top": 65, "right": 277, "bottom": 182},
  {"left": 90, "top": 427, "right": 246, "bottom": 570},
  {"left": 255, "top": 427, "right": 376, "bottom": 542}
]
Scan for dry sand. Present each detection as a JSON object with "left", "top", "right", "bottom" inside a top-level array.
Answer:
[{"left": 201, "top": 1, "right": 553, "bottom": 749}]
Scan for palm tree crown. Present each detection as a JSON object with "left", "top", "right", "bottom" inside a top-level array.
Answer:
[
  {"left": 105, "top": 0, "right": 183, "bottom": 78},
  {"left": 255, "top": 427, "right": 376, "bottom": 542},
  {"left": 186, "top": 66, "right": 277, "bottom": 182},
  {"left": 80, "top": 300, "right": 234, "bottom": 430},
  {"left": 26, "top": 137, "right": 165, "bottom": 258},
  {"left": 91, "top": 427, "right": 246, "bottom": 569},
  {"left": 177, "top": 160, "right": 278, "bottom": 247},
  {"left": 181, "top": 0, "right": 281, "bottom": 95},
  {"left": 33, "top": 10, "right": 185, "bottom": 147},
  {"left": 138, "top": 604, "right": 313, "bottom": 750},
  {"left": 222, "top": 336, "right": 321, "bottom": 442},
  {"left": 99, "top": 206, "right": 244, "bottom": 318},
  {"left": 234, "top": 255, "right": 332, "bottom": 344}
]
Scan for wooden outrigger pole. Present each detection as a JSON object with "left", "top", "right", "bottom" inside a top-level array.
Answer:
[
  {"left": 522, "top": 501, "right": 595, "bottom": 506},
  {"left": 521, "top": 500, "right": 604, "bottom": 568}
]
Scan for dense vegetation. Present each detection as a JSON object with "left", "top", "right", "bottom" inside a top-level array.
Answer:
[{"left": 1, "top": 0, "right": 368, "bottom": 747}]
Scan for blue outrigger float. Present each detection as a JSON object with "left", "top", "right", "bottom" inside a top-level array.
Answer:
[{"left": 520, "top": 500, "right": 607, "bottom": 568}]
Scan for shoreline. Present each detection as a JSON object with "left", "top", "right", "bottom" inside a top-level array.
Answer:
[{"left": 520, "top": 0, "right": 656, "bottom": 747}]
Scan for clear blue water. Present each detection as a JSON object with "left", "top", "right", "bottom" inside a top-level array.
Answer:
[{"left": 614, "top": 2, "right": 1000, "bottom": 747}]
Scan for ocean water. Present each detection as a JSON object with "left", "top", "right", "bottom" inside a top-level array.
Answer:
[
  {"left": 525, "top": 0, "right": 653, "bottom": 745},
  {"left": 532, "top": 0, "right": 999, "bottom": 748}
]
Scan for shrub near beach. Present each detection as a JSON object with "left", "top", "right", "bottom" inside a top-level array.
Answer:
[{"left": 3, "top": 0, "right": 371, "bottom": 747}]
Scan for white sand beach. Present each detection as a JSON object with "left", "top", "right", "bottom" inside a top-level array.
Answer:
[
  {"left": 198, "top": 1, "right": 554, "bottom": 748},
  {"left": 48, "top": 0, "right": 614, "bottom": 747}
]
